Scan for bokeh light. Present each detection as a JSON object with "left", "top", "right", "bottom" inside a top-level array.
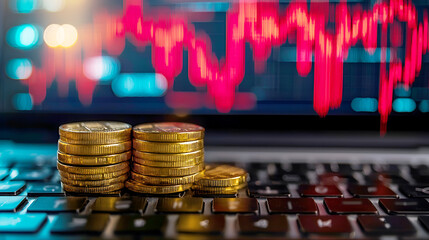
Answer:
[
  {"left": 42, "top": 0, "right": 64, "bottom": 12},
  {"left": 43, "top": 24, "right": 78, "bottom": 48},
  {"left": 83, "top": 56, "right": 120, "bottom": 81},
  {"left": 393, "top": 98, "right": 416, "bottom": 113},
  {"left": 7, "top": 24, "right": 39, "bottom": 49},
  {"left": 6, "top": 58, "right": 33, "bottom": 80},
  {"left": 13, "top": 93, "right": 33, "bottom": 111},
  {"left": 112, "top": 73, "right": 167, "bottom": 97},
  {"left": 9, "top": 0, "right": 37, "bottom": 13}
]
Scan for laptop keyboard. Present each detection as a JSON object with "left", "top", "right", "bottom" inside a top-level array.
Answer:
[{"left": 2, "top": 158, "right": 429, "bottom": 239}]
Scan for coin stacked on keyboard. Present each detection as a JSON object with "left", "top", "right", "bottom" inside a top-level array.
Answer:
[
  {"left": 126, "top": 122, "right": 205, "bottom": 194},
  {"left": 192, "top": 164, "right": 248, "bottom": 195},
  {"left": 57, "top": 121, "right": 132, "bottom": 194}
]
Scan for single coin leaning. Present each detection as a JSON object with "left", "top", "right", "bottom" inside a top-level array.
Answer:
[
  {"left": 58, "top": 140, "right": 132, "bottom": 155},
  {"left": 57, "top": 161, "right": 129, "bottom": 175},
  {"left": 59, "top": 121, "right": 132, "bottom": 144},
  {"left": 62, "top": 182, "right": 124, "bottom": 193},
  {"left": 125, "top": 179, "right": 193, "bottom": 194},
  {"left": 133, "top": 139, "right": 203, "bottom": 154},
  {"left": 58, "top": 167, "right": 130, "bottom": 180},
  {"left": 133, "top": 122, "right": 204, "bottom": 142},
  {"left": 60, "top": 174, "right": 128, "bottom": 187},
  {"left": 196, "top": 164, "right": 248, "bottom": 187},
  {"left": 57, "top": 151, "right": 131, "bottom": 166},
  {"left": 133, "top": 149, "right": 204, "bottom": 162},
  {"left": 192, "top": 182, "right": 248, "bottom": 193},
  {"left": 133, "top": 157, "right": 204, "bottom": 168},
  {"left": 130, "top": 171, "right": 202, "bottom": 185},
  {"left": 132, "top": 163, "right": 205, "bottom": 177}
]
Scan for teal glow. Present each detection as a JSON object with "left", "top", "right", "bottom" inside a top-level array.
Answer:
[
  {"left": 9, "top": 0, "right": 38, "bottom": 13},
  {"left": 419, "top": 100, "right": 429, "bottom": 113},
  {"left": 178, "top": 2, "right": 229, "bottom": 12},
  {"left": 7, "top": 24, "right": 39, "bottom": 49},
  {"left": 392, "top": 98, "right": 416, "bottom": 113},
  {"left": 112, "top": 73, "right": 167, "bottom": 97},
  {"left": 13, "top": 93, "right": 33, "bottom": 111},
  {"left": 351, "top": 98, "right": 378, "bottom": 112},
  {"left": 6, "top": 58, "right": 33, "bottom": 80},
  {"left": 83, "top": 56, "right": 120, "bottom": 82},
  {"left": 394, "top": 85, "right": 411, "bottom": 97}
]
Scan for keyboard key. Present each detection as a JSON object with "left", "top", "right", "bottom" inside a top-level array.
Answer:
[
  {"left": 324, "top": 198, "right": 377, "bottom": 214},
  {"left": 348, "top": 185, "right": 398, "bottom": 198},
  {"left": 248, "top": 182, "right": 290, "bottom": 197},
  {"left": 379, "top": 199, "right": 429, "bottom": 214},
  {"left": 418, "top": 216, "right": 429, "bottom": 232},
  {"left": 400, "top": 185, "right": 429, "bottom": 198},
  {"left": 0, "top": 213, "right": 47, "bottom": 233},
  {"left": 212, "top": 198, "right": 258, "bottom": 214},
  {"left": 365, "top": 173, "right": 408, "bottom": 185},
  {"left": 238, "top": 215, "right": 288, "bottom": 235},
  {"left": 27, "top": 183, "right": 65, "bottom": 197},
  {"left": 91, "top": 197, "right": 146, "bottom": 213},
  {"left": 267, "top": 198, "right": 318, "bottom": 214},
  {"left": 323, "top": 163, "right": 358, "bottom": 174},
  {"left": 0, "top": 196, "right": 27, "bottom": 212},
  {"left": 11, "top": 169, "right": 52, "bottom": 182},
  {"left": 318, "top": 173, "right": 357, "bottom": 184},
  {"left": 177, "top": 214, "right": 225, "bottom": 234},
  {"left": 269, "top": 172, "right": 307, "bottom": 183},
  {"left": 27, "top": 197, "right": 87, "bottom": 213},
  {"left": 115, "top": 215, "right": 166, "bottom": 234},
  {"left": 0, "top": 169, "right": 9, "bottom": 181},
  {"left": 297, "top": 215, "right": 352, "bottom": 235},
  {"left": 371, "top": 164, "right": 401, "bottom": 174},
  {"left": 298, "top": 184, "right": 343, "bottom": 197},
  {"left": 0, "top": 181, "right": 26, "bottom": 196},
  {"left": 50, "top": 213, "right": 109, "bottom": 234},
  {"left": 358, "top": 216, "right": 416, "bottom": 235},
  {"left": 156, "top": 198, "right": 203, "bottom": 213}
]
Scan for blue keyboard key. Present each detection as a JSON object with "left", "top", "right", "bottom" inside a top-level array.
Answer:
[
  {"left": 27, "top": 197, "right": 87, "bottom": 213},
  {"left": 27, "top": 183, "right": 65, "bottom": 197},
  {"left": 0, "top": 169, "right": 9, "bottom": 181},
  {"left": 0, "top": 196, "right": 27, "bottom": 212},
  {"left": 0, "top": 181, "right": 26, "bottom": 196},
  {"left": 0, "top": 213, "right": 47, "bottom": 233}
]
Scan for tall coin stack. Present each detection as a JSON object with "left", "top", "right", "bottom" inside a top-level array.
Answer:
[
  {"left": 57, "top": 122, "right": 132, "bottom": 194},
  {"left": 126, "top": 122, "right": 205, "bottom": 194}
]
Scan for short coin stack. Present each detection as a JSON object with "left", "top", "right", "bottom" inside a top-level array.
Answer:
[
  {"left": 57, "top": 121, "right": 132, "bottom": 194},
  {"left": 126, "top": 122, "right": 205, "bottom": 194},
  {"left": 193, "top": 164, "right": 248, "bottom": 195}
]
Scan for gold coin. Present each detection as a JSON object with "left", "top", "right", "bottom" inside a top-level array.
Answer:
[
  {"left": 133, "top": 149, "right": 204, "bottom": 162},
  {"left": 133, "top": 162, "right": 205, "bottom": 177},
  {"left": 125, "top": 179, "right": 192, "bottom": 194},
  {"left": 133, "top": 139, "right": 203, "bottom": 153},
  {"left": 195, "top": 164, "right": 248, "bottom": 187},
  {"left": 130, "top": 171, "right": 201, "bottom": 185},
  {"left": 133, "top": 122, "right": 204, "bottom": 142},
  {"left": 60, "top": 174, "right": 128, "bottom": 187},
  {"left": 192, "top": 182, "right": 248, "bottom": 193},
  {"left": 57, "top": 151, "right": 131, "bottom": 166},
  {"left": 58, "top": 167, "right": 130, "bottom": 180},
  {"left": 133, "top": 156, "right": 204, "bottom": 168},
  {"left": 62, "top": 182, "right": 124, "bottom": 193},
  {"left": 58, "top": 140, "right": 132, "bottom": 155},
  {"left": 59, "top": 121, "right": 131, "bottom": 144},
  {"left": 57, "top": 161, "right": 129, "bottom": 175}
]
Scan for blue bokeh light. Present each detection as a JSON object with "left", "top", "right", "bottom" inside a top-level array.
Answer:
[
  {"left": 112, "top": 73, "right": 168, "bottom": 97},
  {"left": 392, "top": 98, "right": 416, "bottom": 113},
  {"left": 9, "top": 0, "right": 38, "bottom": 13},
  {"left": 351, "top": 98, "right": 378, "bottom": 112},
  {"left": 13, "top": 93, "right": 33, "bottom": 111},
  {"left": 6, "top": 58, "right": 33, "bottom": 80},
  {"left": 7, "top": 24, "right": 39, "bottom": 49}
]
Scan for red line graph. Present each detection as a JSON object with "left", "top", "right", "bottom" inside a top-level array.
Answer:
[{"left": 26, "top": 0, "right": 429, "bottom": 132}]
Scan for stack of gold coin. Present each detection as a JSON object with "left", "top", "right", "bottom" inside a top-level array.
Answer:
[
  {"left": 57, "top": 121, "right": 132, "bottom": 194},
  {"left": 126, "top": 122, "right": 205, "bottom": 194},
  {"left": 192, "top": 164, "right": 248, "bottom": 195}
]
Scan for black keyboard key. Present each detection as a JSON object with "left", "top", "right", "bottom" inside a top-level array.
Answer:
[
  {"left": 365, "top": 173, "right": 408, "bottom": 185},
  {"left": 0, "top": 196, "right": 27, "bottom": 212},
  {"left": 371, "top": 164, "right": 402, "bottom": 174},
  {"left": 419, "top": 216, "right": 429, "bottom": 232},
  {"left": 297, "top": 215, "right": 352, "bottom": 235},
  {"left": 348, "top": 185, "right": 398, "bottom": 198},
  {"left": 298, "top": 184, "right": 343, "bottom": 197},
  {"left": 11, "top": 169, "right": 52, "bottom": 182},
  {"left": 238, "top": 215, "right": 288, "bottom": 235},
  {"left": 0, "top": 181, "right": 26, "bottom": 195},
  {"left": 156, "top": 198, "right": 203, "bottom": 213},
  {"left": 27, "top": 197, "right": 87, "bottom": 213},
  {"left": 212, "top": 198, "right": 258, "bottom": 214},
  {"left": 379, "top": 198, "right": 429, "bottom": 214},
  {"left": 358, "top": 216, "right": 416, "bottom": 235},
  {"left": 177, "top": 214, "right": 225, "bottom": 234},
  {"left": 318, "top": 173, "right": 357, "bottom": 185},
  {"left": 91, "top": 197, "right": 147, "bottom": 213},
  {"left": 267, "top": 198, "right": 318, "bottom": 214},
  {"left": 0, "top": 169, "right": 9, "bottom": 181},
  {"left": 400, "top": 185, "right": 429, "bottom": 198},
  {"left": 27, "top": 183, "right": 65, "bottom": 197},
  {"left": 269, "top": 172, "right": 307, "bottom": 183},
  {"left": 115, "top": 215, "right": 166, "bottom": 234},
  {"left": 323, "top": 163, "right": 357, "bottom": 174},
  {"left": 248, "top": 182, "right": 290, "bottom": 197},
  {"left": 50, "top": 213, "right": 109, "bottom": 234},
  {"left": 324, "top": 198, "right": 377, "bottom": 214},
  {"left": 0, "top": 213, "right": 47, "bottom": 233}
]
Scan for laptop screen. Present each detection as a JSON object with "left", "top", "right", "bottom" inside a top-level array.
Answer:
[{"left": 1, "top": 0, "right": 428, "bottom": 127}]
